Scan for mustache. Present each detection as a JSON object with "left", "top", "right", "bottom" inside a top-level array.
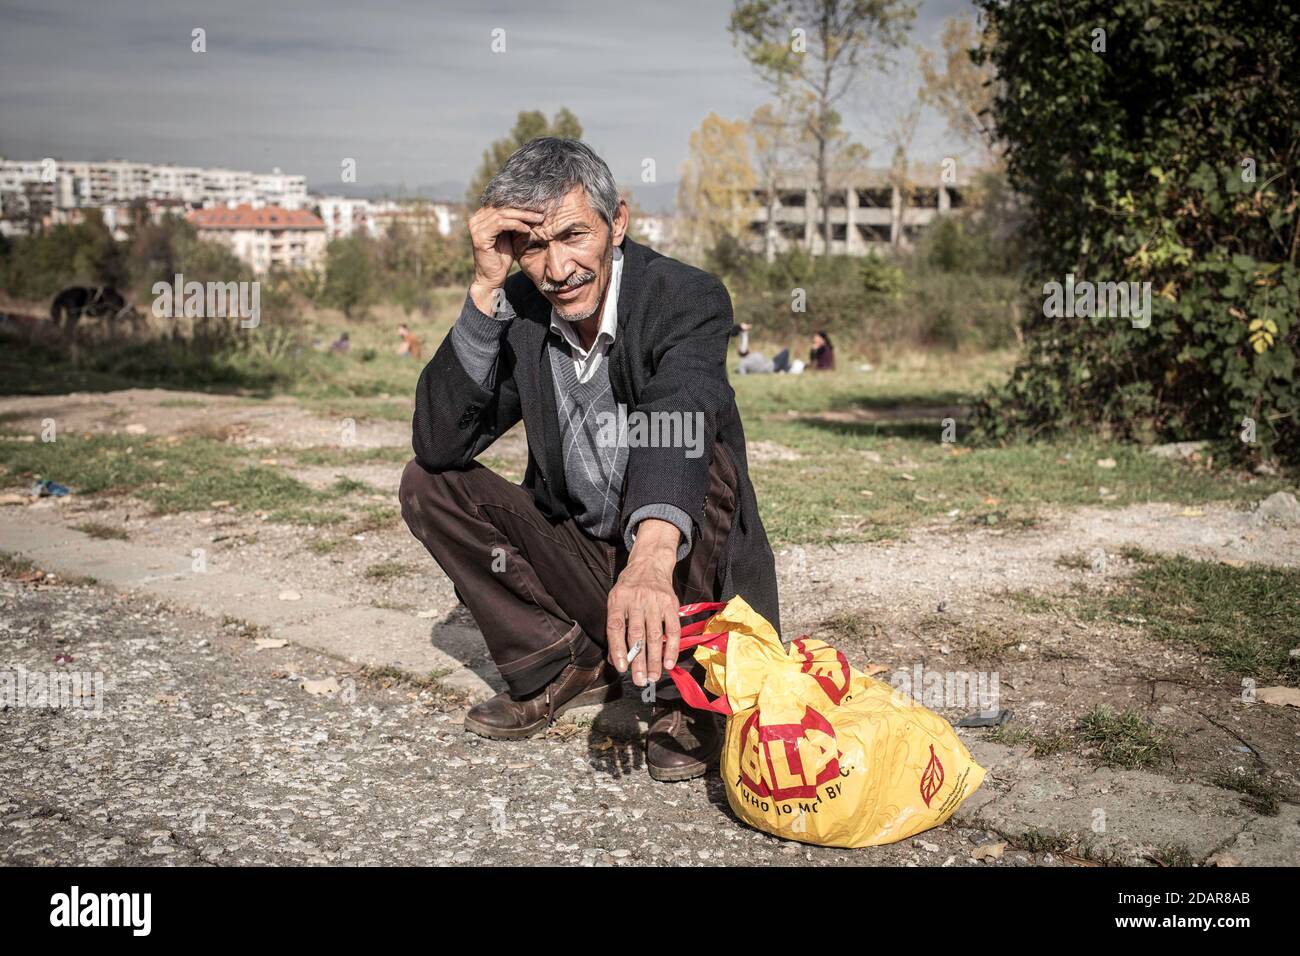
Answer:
[{"left": 539, "top": 270, "right": 596, "bottom": 293}]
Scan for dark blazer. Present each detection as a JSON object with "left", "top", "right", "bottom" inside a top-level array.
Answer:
[{"left": 410, "top": 235, "right": 780, "bottom": 634}]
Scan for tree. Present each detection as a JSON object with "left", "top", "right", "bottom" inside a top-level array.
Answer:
[
  {"left": 466, "top": 108, "right": 583, "bottom": 207},
  {"left": 321, "top": 237, "right": 374, "bottom": 319},
  {"left": 749, "top": 93, "right": 804, "bottom": 262},
  {"left": 676, "top": 112, "right": 759, "bottom": 263},
  {"left": 917, "top": 14, "right": 1000, "bottom": 164},
  {"left": 970, "top": 0, "right": 1300, "bottom": 464},
  {"left": 730, "top": 0, "right": 915, "bottom": 253}
]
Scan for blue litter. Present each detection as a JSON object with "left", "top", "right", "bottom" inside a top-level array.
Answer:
[{"left": 32, "top": 478, "right": 71, "bottom": 497}]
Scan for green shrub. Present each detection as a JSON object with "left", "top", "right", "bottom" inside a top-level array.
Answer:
[{"left": 970, "top": 0, "right": 1300, "bottom": 464}]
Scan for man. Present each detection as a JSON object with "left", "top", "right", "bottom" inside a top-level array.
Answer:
[{"left": 399, "top": 137, "right": 779, "bottom": 782}]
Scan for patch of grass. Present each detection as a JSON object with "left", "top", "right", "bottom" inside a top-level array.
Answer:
[
  {"left": 0, "top": 552, "right": 37, "bottom": 577},
  {"left": 71, "top": 521, "right": 129, "bottom": 541},
  {"left": 986, "top": 723, "right": 1073, "bottom": 757},
  {"left": 0, "top": 432, "right": 324, "bottom": 517},
  {"left": 917, "top": 614, "right": 1019, "bottom": 663},
  {"left": 0, "top": 432, "right": 386, "bottom": 531},
  {"left": 741, "top": 415, "right": 1285, "bottom": 546},
  {"left": 358, "top": 663, "right": 452, "bottom": 690},
  {"left": 1077, "top": 706, "right": 1166, "bottom": 769},
  {"left": 1106, "top": 550, "right": 1300, "bottom": 685},
  {"left": 818, "top": 610, "right": 881, "bottom": 644},
  {"left": 286, "top": 445, "right": 411, "bottom": 467},
  {"left": 348, "top": 503, "right": 401, "bottom": 535},
  {"left": 1211, "top": 767, "right": 1281, "bottom": 816},
  {"left": 265, "top": 507, "right": 347, "bottom": 526},
  {"left": 1003, "top": 591, "right": 1059, "bottom": 615},
  {"left": 305, "top": 537, "right": 349, "bottom": 555},
  {"left": 1055, "top": 550, "right": 1093, "bottom": 571},
  {"left": 329, "top": 476, "right": 377, "bottom": 496},
  {"left": 1012, "top": 829, "right": 1072, "bottom": 854},
  {"left": 0, "top": 552, "right": 96, "bottom": 586},
  {"left": 364, "top": 560, "right": 418, "bottom": 582},
  {"left": 158, "top": 398, "right": 206, "bottom": 408},
  {"left": 1148, "top": 844, "right": 1196, "bottom": 868}
]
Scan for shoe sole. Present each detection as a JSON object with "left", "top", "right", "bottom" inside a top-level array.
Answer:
[{"left": 463, "top": 680, "right": 623, "bottom": 741}]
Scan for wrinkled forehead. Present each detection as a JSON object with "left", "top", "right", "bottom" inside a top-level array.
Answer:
[{"left": 512, "top": 185, "right": 604, "bottom": 240}]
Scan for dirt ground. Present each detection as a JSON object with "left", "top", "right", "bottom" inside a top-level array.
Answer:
[{"left": 3, "top": 387, "right": 1298, "bottom": 865}]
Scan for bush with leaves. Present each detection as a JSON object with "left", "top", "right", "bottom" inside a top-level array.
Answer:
[{"left": 970, "top": 0, "right": 1299, "bottom": 463}]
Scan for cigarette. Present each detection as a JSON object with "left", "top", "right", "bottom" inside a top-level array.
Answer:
[{"left": 625, "top": 639, "right": 644, "bottom": 666}]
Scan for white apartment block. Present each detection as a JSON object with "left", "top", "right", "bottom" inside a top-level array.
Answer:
[
  {"left": 315, "top": 196, "right": 458, "bottom": 240},
  {"left": 0, "top": 157, "right": 308, "bottom": 222}
]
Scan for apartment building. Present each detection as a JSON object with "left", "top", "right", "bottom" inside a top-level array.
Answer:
[
  {"left": 0, "top": 157, "right": 308, "bottom": 220},
  {"left": 187, "top": 204, "right": 326, "bottom": 273},
  {"left": 315, "top": 196, "right": 458, "bottom": 240},
  {"left": 746, "top": 167, "right": 970, "bottom": 257}
]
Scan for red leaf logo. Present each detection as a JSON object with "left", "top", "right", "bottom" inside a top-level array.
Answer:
[{"left": 920, "top": 744, "right": 944, "bottom": 807}]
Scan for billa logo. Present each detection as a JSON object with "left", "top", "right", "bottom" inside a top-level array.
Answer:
[
  {"left": 738, "top": 706, "right": 840, "bottom": 801},
  {"left": 920, "top": 744, "right": 944, "bottom": 807},
  {"left": 792, "top": 638, "right": 851, "bottom": 704}
]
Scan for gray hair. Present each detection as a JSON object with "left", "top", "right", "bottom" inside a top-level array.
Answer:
[{"left": 479, "top": 137, "right": 620, "bottom": 228}]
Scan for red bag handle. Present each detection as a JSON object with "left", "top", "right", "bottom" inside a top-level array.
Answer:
[{"left": 667, "top": 602, "right": 732, "bottom": 714}]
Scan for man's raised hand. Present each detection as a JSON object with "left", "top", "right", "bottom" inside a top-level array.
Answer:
[{"left": 467, "top": 205, "right": 543, "bottom": 315}]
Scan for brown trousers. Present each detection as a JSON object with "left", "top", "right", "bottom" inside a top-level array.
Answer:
[{"left": 398, "top": 447, "right": 738, "bottom": 698}]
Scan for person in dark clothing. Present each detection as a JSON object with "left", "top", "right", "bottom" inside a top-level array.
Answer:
[
  {"left": 810, "top": 330, "right": 835, "bottom": 370},
  {"left": 399, "top": 137, "right": 780, "bottom": 782}
]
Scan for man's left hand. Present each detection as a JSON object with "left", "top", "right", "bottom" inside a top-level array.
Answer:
[{"left": 606, "top": 519, "right": 681, "bottom": 687}]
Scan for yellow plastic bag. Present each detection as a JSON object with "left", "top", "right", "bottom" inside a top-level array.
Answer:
[{"left": 669, "top": 597, "right": 986, "bottom": 848}]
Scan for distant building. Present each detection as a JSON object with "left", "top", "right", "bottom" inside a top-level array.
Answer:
[
  {"left": 0, "top": 156, "right": 309, "bottom": 234},
  {"left": 316, "top": 196, "right": 374, "bottom": 239},
  {"left": 314, "top": 196, "right": 460, "bottom": 240},
  {"left": 745, "top": 166, "right": 971, "bottom": 257},
  {"left": 187, "top": 204, "right": 326, "bottom": 272},
  {"left": 633, "top": 213, "right": 676, "bottom": 251}
]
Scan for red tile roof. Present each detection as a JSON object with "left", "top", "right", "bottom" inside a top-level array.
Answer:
[{"left": 187, "top": 204, "right": 324, "bottom": 230}]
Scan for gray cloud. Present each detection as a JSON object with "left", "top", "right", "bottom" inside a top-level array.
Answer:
[{"left": 0, "top": 0, "right": 978, "bottom": 208}]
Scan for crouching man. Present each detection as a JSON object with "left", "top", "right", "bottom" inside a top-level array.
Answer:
[{"left": 399, "top": 137, "right": 779, "bottom": 782}]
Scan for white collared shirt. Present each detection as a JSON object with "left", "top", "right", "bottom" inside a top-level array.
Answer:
[{"left": 547, "top": 245, "right": 622, "bottom": 385}]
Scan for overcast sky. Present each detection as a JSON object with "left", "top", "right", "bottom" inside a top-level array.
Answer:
[{"left": 0, "top": 0, "right": 979, "bottom": 209}]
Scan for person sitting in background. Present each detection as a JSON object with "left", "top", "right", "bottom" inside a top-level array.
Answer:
[
  {"left": 809, "top": 330, "right": 835, "bottom": 371},
  {"left": 397, "top": 323, "right": 423, "bottom": 360},
  {"left": 731, "top": 322, "right": 772, "bottom": 374},
  {"left": 730, "top": 322, "right": 791, "bottom": 375},
  {"left": 330, "top": 331, "right": 351, "bottom": 353}
]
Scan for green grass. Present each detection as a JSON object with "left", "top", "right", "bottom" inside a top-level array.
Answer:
[
  {"left": 4, "top": 319, "right": 1291, "bottom": 545},
  {"left": 329, "top": 476, "right": 375, "bottom": 496},
  {"left": 727, "top": 362, "right": 1290, "bottom": 544},
  {"left": 0, "top": 432, "right": 328, "bottom": 521},
  {"left": 988, "top": 723, "right": 1073, "bottom": 757},
  {"left": 0, "top": 552, "right": 37, "bottom": 577},
  {"left": 1210, "top": 767, "right": 1281, "bottom": 816},
  {"left": 285, "top": 445, "right": 411, "bottom": 467},
  {"left": 72, "top": 521, "right": 129, "bottom": 541},
  {"left": 1106, "top": 551, "right": 1300, "bottom": 684},
  {"left": 363, "top": 560, "right": 418, "bottom": 581},
  {"left": 1077, "top": 706, "right": 1166, "bottom": 769}
]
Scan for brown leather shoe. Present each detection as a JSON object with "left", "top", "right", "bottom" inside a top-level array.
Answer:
[
  {"left": 646, "top": 699, "right": 724, "bottom": 782},
  {"left": 464, "top": 659, "right": 622, "bottom": 740}
]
